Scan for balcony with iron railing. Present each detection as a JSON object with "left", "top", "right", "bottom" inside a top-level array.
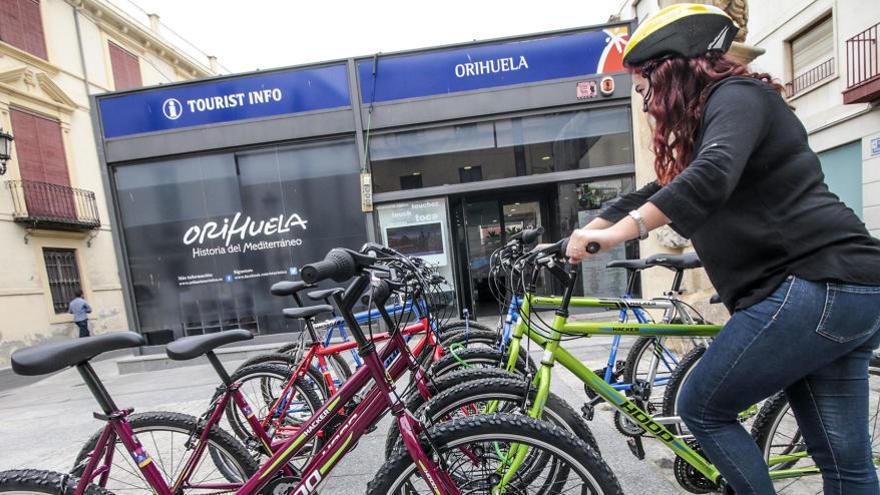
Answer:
[
  {"left": 6, "top": 180, "right": 101, "bottom": 231},
  {"left": 785, "top": 58, "right": 835, "bottom": 98},
  {"left": 843, "top": 21, "right": 880, "bottom": 104}
]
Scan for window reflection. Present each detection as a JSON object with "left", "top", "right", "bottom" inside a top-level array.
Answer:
[
  {"left": 370, "top": 108, "right": 632, "bottom": 193},
  {"left": 557, "top": 176, "right": 640, "bottom": 299}
]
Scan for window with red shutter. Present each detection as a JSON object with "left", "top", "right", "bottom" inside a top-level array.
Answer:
[
  {"left": 0, "top": 0, "right": 48, "bottom": 60},
  {"left": 10, "top": 108, "right": 76, "bottom": 220},
  {"left": 109, "top": 41, "right": 142, "bottom": 90}
]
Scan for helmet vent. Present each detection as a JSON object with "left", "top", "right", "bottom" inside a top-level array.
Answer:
[{"left": 708, "top": 26, "right": 730, "bottom": 51}]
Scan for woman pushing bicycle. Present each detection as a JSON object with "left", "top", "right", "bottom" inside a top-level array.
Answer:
[{"left": 567, "top": 4, "right": 880, "bottom": 494}]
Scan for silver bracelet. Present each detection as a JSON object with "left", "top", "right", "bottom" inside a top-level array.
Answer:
[{"left": 628, "top": 210, "right": 649, "bottom": 241}]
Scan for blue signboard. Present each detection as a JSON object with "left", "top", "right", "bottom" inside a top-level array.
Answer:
[
  {"left": 358, "top": 27, "right": 628, "bottom": 103},
  {"left": 99, "top": 64, "right": 350, "bottom": 139}
]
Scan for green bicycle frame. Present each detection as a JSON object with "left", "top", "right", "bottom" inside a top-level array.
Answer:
[{"left": 499, "top": 293, "right": 820, "bottom": 486}]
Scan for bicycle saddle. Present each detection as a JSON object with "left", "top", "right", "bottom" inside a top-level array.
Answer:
[
  {"left": 606, "top": 259, "right": 649, "bottom": 271},
  {"left": 11, "top": 331, "right": 145, "bottom": 376},
  {"left": 270, "top": 281, "right": 313, "bottom": 297},
  {"left": 165, "top": 329, "right": 253, "bottom": 361},
  {"left": 645, "top": 252, "right": 702, "bottom": 270},
  {"left": 306, "top": 288, "right": 344, "bottom": 302},
  {"left": 282, "top": 305, "right": 334, "bottom": 320}
]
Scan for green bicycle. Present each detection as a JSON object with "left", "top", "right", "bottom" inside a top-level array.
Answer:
[{"left": 397, "top": 239, "right": 880, "bottom": 493}]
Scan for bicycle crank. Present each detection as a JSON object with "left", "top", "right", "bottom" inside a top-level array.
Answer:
[{"left": 674, "top": 439, "right": 718, "bottom": 494}]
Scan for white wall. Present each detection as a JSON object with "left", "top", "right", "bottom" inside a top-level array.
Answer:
[{"left": 748, "top": 0, "right": 880, "bottom": 232}]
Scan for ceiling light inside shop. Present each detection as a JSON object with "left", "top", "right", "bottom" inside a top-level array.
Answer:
[
  {"left": 412, "top": 172, "right": 421, "bottom": 175},
  {"left": 463, "top": 165, "right": 473, "bottom": 170},
  {"left": 542, "top": 156, "right": 551, "bottom": 161}
]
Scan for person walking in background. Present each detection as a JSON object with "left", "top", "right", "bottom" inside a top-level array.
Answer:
[{"left": 68, "top": 289, "right": 92, "bottom": 338}]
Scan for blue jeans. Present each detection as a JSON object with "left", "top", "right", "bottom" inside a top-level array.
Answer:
[
  {"left": 678, "top": 276, "right": 880, "bottom": 494},
  {"left": 76, "top": 320, "right": 90, "bottom": 338}
]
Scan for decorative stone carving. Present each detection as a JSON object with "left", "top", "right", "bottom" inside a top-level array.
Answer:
[
  {"left": 654, "top": 225, "right": 691, "bottom": 249},
  {"left": 658, "top": 0, "right": 749, "bottom": 41}
]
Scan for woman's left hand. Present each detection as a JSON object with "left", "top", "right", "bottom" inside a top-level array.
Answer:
[{"left": 566, "top": 228, "right": 626, "bottom": 263}]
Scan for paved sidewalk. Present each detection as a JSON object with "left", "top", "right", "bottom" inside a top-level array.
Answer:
[{"left": 0, "top": 336, "right": 686, "bottom": 494}]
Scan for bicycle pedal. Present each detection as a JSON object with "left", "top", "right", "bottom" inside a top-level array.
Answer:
[
  {"left": 580, "top": 403, "right": 595, "bottom": 421},
  {"left": 626, "top": 436, "right": 646, "bottom": 460}
]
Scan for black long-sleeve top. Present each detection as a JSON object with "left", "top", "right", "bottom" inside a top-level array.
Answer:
[{"left": 599, "top": 76, "right": 880, "bottom": 312}]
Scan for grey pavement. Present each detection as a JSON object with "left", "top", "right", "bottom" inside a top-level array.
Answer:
[{"left": 0, "top": 336, "right": 687, "bottom": 494}]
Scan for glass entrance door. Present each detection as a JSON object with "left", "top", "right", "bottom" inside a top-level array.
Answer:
[{"left": 461, "top": 197, "right": 544, "bottom": 318}]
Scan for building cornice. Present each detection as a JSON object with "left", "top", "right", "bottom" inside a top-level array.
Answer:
[
  {"left": 66, "top": 0, "right": 213, "bottom": 79},
  {"left": 0, "top": 43, "right": 61, "bottom": 76}
]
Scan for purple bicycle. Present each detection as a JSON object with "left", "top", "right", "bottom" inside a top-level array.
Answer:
[{"left": 0, "top": 247, "right": 621, "bottom": 495}]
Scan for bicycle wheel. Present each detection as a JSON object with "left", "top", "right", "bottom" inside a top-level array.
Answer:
[
  {"left": 410, "top": 321, "right": 497, "bottom": 367},
  {"left": 70, "top": 412, "right": 257, "bottom": 494},
  {"left": 428, "top": 347, "right": 532, "bottom": 379},
  {"left": 274, "top": 343, "right": 352, "bottom": 382},
  {"left": 367, "top": 414, "right": 622, "bottom": 495},
  {"left": 0, "top": 470, "right": 113, "bottom": 495},
  {"left": 660, "top": 345, "right": 706, "bottom": 436},
  {"left": 384, "top": 376, "right": 600, "bottom": 459},
  {"left": 224, "top": 364, "right": 322, "bottom": 449},
  {"left": 238, "top": 350, "right": 349, "bottom": 401},
  {"left": 751, "top": 364, "right": 880, "bottom": 493},
  {"left": 415, "top": 328, "right": 502, "bottom": 368},
  {"left": 618, "top": 336, "right": 700, "bottom": 435}
]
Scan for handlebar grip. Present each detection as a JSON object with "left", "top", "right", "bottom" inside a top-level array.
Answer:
[
  {"left": 586, "top": 242, "right": 601, "bottom": 254},
  {"left": 520, "top": 226, "right": 545, "bottom": 245},
  {"left": 301, "top": 249, "right": 357, "bottom": 284}
]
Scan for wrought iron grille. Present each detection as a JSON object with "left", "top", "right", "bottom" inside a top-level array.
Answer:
[
  {"left": 6, "top": 180, "right": 100, "bottom": 230},
  {"left": 43, "top": 248, "right": 82, "bottom": 314}
]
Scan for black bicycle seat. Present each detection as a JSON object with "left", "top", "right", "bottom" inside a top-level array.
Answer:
[
  {"left": 645, "top": 252, "right": 702, "bottom": 271},
  {"left": 306, "top": 288, "right": 344, "bottom": 302},
  {"left": 270, "top": 281, "right": 313, "bottom": 297},
  {"left": 282, "top": 305, "right": 334, "bottom": 320},
  {"left": 11, "top": 331, "right": 144, "bottom": 376},
  {"left": 606, "top": 259, "right": 649, "bottom": 271},
  {"left": 165, "top": 329, "right": 253, "bottom": 361}
]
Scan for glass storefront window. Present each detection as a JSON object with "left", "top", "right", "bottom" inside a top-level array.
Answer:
[
  {"left": 557, "top": 176, "right": 639, "bottom": 299},
  {"left": 113, "top": 138, "right": 364, "bottom": 338},
  {"left": 370, "top": 107, "right": 632, "bottom": 193}
]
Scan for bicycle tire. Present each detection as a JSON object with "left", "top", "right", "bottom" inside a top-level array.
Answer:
[
  {"left": 402, "top": 366, "right": 519, "bottom": 410},
  {"left": 276, "top": 343, "right": 353, "bottom": 381},
  {"left": 428, "top": 347, "right": 531, "bottom": 379},
  {"left": 388, "top": 367, "right": 532, "bottom": 458},
  {"left": 235, "top": 353, "right": 330, "bottom": 399},
  {"left": 70, "top": 411, "right": 257, "bottom": 493},
  {"left": 415, "top": 328, "right": 502, "bottom": 368},
  {"left": 367, "top": 414, "right": 622, "bottom": 495},
  {"left": 660, "top": 344, "right": 707, "bottom": 436},
  {"left": 224, "top": 363, "right": 323, "bottom": 455},
  {"left": 384, "top": 376, "right": 600, "bottom": 459},
  {"left": 411, "top": 321, "right": 498, "bottom": 368},
  {"left": 621, "top": 336, "right": 697, "bottom": 430},
  {"left": 751, "top": 366, "right": 880, "bottom": 493},
  {"left": 0, "top": 470, "right": 114, "bottom": 495}
]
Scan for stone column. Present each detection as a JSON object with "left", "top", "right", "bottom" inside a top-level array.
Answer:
[{"left": 631, "top": 1, "right": 763, "bottom": 325}]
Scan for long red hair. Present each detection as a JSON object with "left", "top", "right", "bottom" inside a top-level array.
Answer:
[{"left": 631, "top": 53, "right": 785, "bottom": 185}]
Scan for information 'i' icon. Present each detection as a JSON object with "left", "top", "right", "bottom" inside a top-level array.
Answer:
[{"left": 162, "top": 98, "right": 183, "bottom": 120}]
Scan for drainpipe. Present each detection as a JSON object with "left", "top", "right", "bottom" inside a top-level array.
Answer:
[{"left": 72, "top": 2, "right": 92, "bottom": 100}]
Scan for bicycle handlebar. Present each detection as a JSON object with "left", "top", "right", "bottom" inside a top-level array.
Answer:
[{"left": 301, "top": 248, "right": 376, "bottom": 284}]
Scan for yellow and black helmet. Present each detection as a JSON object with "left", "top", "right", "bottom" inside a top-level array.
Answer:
[{"left": 623, "top": 3, "right": 737, "bottom": 67}]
